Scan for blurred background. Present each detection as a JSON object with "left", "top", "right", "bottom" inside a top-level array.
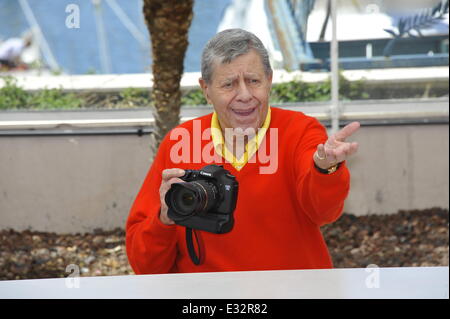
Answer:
[
  {"left": 0, "top": 0, "right": 230, "bottom": 74},
  {"left": 0, "top": 0, "right": 448, "bottom": 74},
  {"left": 0, "top": 0, "right": 448, "bottom": 280}
]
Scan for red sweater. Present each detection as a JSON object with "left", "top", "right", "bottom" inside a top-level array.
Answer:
[{"left": 126, "top": 107, "right": 350, "bottom": 274}]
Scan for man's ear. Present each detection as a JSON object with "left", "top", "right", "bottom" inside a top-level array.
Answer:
[
  {"left": 199, "top": 78, "right": 212, "bottom": 105},
  {"left": 267, "top": 72, "right": 273, "bottom": 89}
]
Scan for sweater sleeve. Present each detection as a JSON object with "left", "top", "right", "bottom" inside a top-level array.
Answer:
[
  {"left": 293, "top": 117, "right": 350, "bottom": 226},
  {"left": 125, "top": 135, "right": 179, "bottom": 274}
]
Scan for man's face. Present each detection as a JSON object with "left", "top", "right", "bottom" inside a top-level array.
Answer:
[{"left": 199, "top": 50, "right": 272, "bottom": 133}]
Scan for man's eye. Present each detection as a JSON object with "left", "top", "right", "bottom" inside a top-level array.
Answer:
[
  {"left": 222, "top": 82, "right": 233, "bottom": 88},
  {"left": 249, "top": 79, "right": 260, "bottom": 84}
]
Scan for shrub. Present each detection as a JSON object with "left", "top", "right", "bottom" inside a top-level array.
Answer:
[
  {"left": 0, "top": 76, "right": 82, "bottom": 110},
  {"left": 181, "top": 89, "right": 207, "bottom": 106},
  {"left": 29, "top": 88, "right": 83, "bottom": 109},
  {"left": 270, "top": 74, "right": 369, "bottom": 104},
  {"left": 0, "top": 76, "right": 30, "bottom": 110},
  {"left": 0, "top": 74, "right": 370, "bottom": 110},
  {"left": 118, "top": 88, "right": 150, "bottom": 108}
]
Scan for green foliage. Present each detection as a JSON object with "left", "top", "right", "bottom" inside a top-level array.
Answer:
[
  {"left": 0, "top": 74, "right": 369, "bottom": 111},
  {"left": 85, "top": 68, "right": 97, "bottom": 75},
  {"left": 271, "top": 74, "right": 369, "bottom": 103},
  {"left": 181, "top": 89, "right": 208, "bottom": 106},
  {"left": 180, "top": 74, "right": 369, "bottom": 106},
  {"left": 270, "top": 79, "right": 330, "bottom": 103},
  {"left": 0, "top": 76, "right": 82, "bottom": 110},
  {"left": 0, "top": 76, "right": 30, "bottom": 110},
  {"left": 338, "top": 75, "right": 370, "bottom": 101},
  {"left": 118, "top": 87, "right": 150, "bottom": 108},
  {"left": 51, "top": 69, "right": 63, "bottom": 76},
  {"left": 29, "top": 88, "right": 83, "bottom": 109}
]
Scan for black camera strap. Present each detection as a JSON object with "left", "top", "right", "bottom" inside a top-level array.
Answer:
[{"left": 185, "top": 227, "right": 201, "bottom": 265}]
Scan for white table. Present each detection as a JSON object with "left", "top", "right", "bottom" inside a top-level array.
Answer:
[{"left": 0, "top": 267, "right": 448, "bottom": 299}]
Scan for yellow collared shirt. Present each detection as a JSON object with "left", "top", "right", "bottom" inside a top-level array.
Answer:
[{"left": 211, "top": 107, "right": 271, "bottom": 171}]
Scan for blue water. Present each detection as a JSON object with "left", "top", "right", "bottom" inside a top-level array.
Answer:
[{"left": 0, "top": 0, "right": 231, "bottom": 74}]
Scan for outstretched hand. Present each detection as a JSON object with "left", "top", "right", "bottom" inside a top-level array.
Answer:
[{"left": 314, "top": 121, "right": 360, "bottom": 169}]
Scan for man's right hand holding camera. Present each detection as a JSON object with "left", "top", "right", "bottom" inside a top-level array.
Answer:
[{"left": 159, "top": 168, "right": 185, "bottom": 225}]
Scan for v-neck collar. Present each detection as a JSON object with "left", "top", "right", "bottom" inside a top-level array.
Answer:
[{"left": 210, "top": 107, "right": 272, "bottom": 171}]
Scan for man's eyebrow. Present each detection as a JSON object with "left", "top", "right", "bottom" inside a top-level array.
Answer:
[
  {"left": 219, "top": 73, "right": 261, "bottom": 82},
  {"left": 218, "top": 75, "right": 238, "bottom": 82}
]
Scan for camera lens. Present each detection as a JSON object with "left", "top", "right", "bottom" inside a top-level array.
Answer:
[
  {"left": 166, "top": 180, "right": 218, "bottom": 219},
  {"left": 182, "top": 192, "right": 195, "bottom": 207},
  {"left": 174, "top": 187, "right": 197, "bottom": 215}
]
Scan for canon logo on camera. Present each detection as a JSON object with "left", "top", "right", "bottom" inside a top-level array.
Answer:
[{"left": 199, "top": 171, "right": 212, "bottom": 177}]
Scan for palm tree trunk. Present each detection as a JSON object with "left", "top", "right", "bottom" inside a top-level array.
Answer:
[{"left": 143, "top": 0, "right": 194, "bottom": 154}]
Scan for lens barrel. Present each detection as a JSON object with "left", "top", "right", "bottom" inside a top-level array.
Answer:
[{"left": 166, "top": 180, "right": 218, "bottom": 219}]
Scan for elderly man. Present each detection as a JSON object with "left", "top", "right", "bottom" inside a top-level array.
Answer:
[{"left": 126, "top": 28, "right": 360, "bottom": 274}]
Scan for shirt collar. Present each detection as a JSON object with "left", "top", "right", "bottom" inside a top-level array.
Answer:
[{"left": 211, "top": 107, "right": 271, "bottom": 170}]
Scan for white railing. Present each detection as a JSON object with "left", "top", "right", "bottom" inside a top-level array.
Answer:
[
  {"left": 0, "top": 267, "right": 448, "bottom": 299},
  {"left": 0, "top": 98, "right": 447, "bottom": 131}
]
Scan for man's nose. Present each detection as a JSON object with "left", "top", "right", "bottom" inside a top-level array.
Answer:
[{"left": 235, "top": 80, "right": 252, "bottom": 103}]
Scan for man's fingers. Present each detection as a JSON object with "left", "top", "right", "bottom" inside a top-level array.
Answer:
[
  {"left": 160, "top": 168, "right": 185, "bottom": 197},
  {"left": 338, "top": 143, "right": 351, "bottom": 157},
  {"left": 160, "top": 177, "right": 185, "bottom": 199},
  {"left": 161, "top": 177, "right": 185, "bottom": 191},
  {"left": 323, "top": 141, "right": 359, "bottom": 164},
  {"left": 167, "top": 177, "right": 185, "bottom": 186},
  {"left": 162, "top": 168, "right": 185, "bottom": 181},
  {"left": 335, "top": 121, "right": 360, "bottom": 142},
  {"left": 316, "top": 144, "right": 327, "bottom": 160},
  {"left": 325, "top": 147, "right": 337, "bottom": 163},
  {"left": 347, "top": 142, "right": 359, "bottom": 156}
]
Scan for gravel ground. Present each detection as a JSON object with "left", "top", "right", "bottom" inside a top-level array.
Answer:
[{"left": 0, "top": 207, "right": 448, "bottom": 280}]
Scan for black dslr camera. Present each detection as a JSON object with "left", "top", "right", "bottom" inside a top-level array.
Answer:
[{"left": 165, "top": 164, "right": 238, "bottom": 234}]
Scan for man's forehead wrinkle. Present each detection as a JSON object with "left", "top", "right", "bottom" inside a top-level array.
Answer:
[
  {"left": 215, "top": 71, "right": 261, "bottom": 84},
  {"left": 209, "top": 51, "right": 265, "bottom": 84}
]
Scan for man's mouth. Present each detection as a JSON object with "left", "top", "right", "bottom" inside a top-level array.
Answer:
[{"left": 231, "top": 107, "right": 256, "bottom": 117}]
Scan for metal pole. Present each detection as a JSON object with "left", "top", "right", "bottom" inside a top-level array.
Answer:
[
  {"left": 330, "top": 0, "right": 339, "bottom": 134},
  {"left": 18, "top": 0, "right": 60, "bottom": 71},
  {"left": 105, "top": 0, "right": 148, "bottom": 48},
  {"left": 93, "top": 0, "right": 112, "bottom": 74}
]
